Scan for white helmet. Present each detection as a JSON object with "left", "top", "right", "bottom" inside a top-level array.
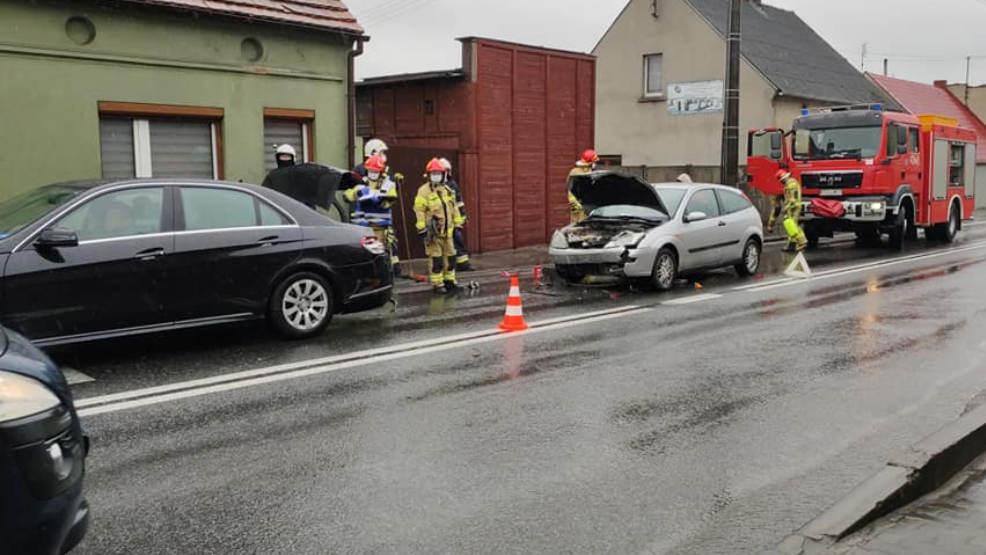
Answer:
[
  {"left": 439, "top": 158, "right": 452, "bottom": 172},
  {"left": 364, "top": 139, "right": 388, "bottom": 159},
  {"left": 275, "top": 144, "right": 296, "bottom": 157}
]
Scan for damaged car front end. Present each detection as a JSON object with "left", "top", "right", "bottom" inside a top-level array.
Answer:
[{"left": 550, "top": 172, "right": 672, "bottom": 285}]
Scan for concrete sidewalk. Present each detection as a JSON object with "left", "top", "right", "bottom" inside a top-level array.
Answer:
[{"left": 825, "top": 455, "right": 986, "bottom": 555}]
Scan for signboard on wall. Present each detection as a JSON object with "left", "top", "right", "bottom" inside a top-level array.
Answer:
[{"left": 667, "top": 80, "right": 724, "bottom": 116}]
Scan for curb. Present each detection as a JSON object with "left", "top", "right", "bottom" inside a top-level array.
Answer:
[{"left": 778, "top": 402, "right": 986, "bottom": 554}]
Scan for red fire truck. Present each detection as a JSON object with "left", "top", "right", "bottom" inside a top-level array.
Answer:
[{"left": 747, "top": 105, "right": 977, "bottom": 248}]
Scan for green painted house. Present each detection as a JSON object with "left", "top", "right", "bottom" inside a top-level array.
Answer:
[{"left": 0, "top": 0, "right": 365, "bottom": 196}]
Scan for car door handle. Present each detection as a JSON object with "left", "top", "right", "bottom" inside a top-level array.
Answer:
[
  {"left": 256, "top": 235, "right": 279, "bottom": 247},
  {"left": 717, "top": 221, "right": 728, "bottom": 227},
  {"left": 134, "top": 247, "right": 166, "bottom": 261}
]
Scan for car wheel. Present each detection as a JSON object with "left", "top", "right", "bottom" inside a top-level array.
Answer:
[
  {"left": 888, "top": 203, "right": 911, "bottom": 250},
  {"left": 734, "top": 238, "right": 761, "bottom": 277},
  {"left": 651, "top": 247, "right": 678, "bottom": 291},
  {"left": 269, "top": 272, "right": 334, "bottom": 339},
  {"left": 936, "top": 202, "right": 960, "bottom": 244}
]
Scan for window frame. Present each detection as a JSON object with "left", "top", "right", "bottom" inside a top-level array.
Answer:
[
  {"left": 909, "top": 127, "right": 920, "bottom": 153},
  {"left": 714, "top": 188, "right": 752, "bottom": 216},
  {"left": 175, "top": 185, "right": 298, "bottom": 233},
  {"left": 51, "top": 185, "right": 172, "bottom": 245},
  {"left": 683, "top": 188, "right": 721, "bottom": 219},
  {"left": 263, "top": 108, "right": 315, "bottom": 167},
  {"left": 643, "top": 53, "right": 665, "bottom": 99},
  {"left": 98, "top": 101, "right": 224, "bottom": 180}
]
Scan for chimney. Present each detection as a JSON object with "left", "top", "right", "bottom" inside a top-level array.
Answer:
[{"left": 933, "top": 80, "right": 948, "bottom": 89}]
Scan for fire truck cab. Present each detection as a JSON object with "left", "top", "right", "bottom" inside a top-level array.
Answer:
[{"left": 747, "top": 104, "right": 977, "bottom": 247}]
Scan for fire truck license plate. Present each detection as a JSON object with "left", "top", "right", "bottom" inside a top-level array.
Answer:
[{"left": 820, "top": 189, "right": 842, "bottom": 197}]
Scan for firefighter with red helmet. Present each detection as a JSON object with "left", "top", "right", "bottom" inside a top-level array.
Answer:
[
  {"left": 776, "top": 170, "right": 808, "bottom": 252},
  {"left": 415, "top": 158, "right": 465, "bottom": 294},
  {"left": 439, "top": 158, "right": 472, "bottom": 272},
  {"left": 567, "top": 149, "right": 599, "bottom": 225},
  {"left": 345, "top": 154, "right": 402, "bottom": 271}
]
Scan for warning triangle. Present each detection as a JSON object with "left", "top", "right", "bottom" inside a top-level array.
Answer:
[{"left": 784, "top": 252, "right": 812, "bottom": 279}]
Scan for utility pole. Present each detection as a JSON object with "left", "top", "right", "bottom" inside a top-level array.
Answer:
[
  {"left": 966, "top": 56, "right": 972, "bottom": 105},
  {"left": 720, "top": 0, "right": 741, "bottom": 187},
  {"left": 861, "top": 43, "right": 867, "bottom": 71}
]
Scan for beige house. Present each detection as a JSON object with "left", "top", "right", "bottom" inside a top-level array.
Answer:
[
  {"left": 949, "top": 83, "right": 986, "bottom": 127},
  {"left": 593, "top": 0, "right": 892, "bottom": 184}
]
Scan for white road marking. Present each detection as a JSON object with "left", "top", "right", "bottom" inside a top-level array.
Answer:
[
  {"left": 740, "top": 241, "right": 986, "bottom": 293},
  {"left": 662, "top": 293, "right": 723, "bottom": 306},
  {"left": 76, "top": 305, "right": 649, "bottom": 416},
  {"left": 62, "top": 367, "right": 95, "bottom": 385}
]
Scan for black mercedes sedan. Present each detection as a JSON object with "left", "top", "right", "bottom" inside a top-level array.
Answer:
[
  {"left": 0, "top": 326, "right": 90, "bottom": 554},
  {"left": 0, "top": 179, "right": 393, "bottom": 346}
]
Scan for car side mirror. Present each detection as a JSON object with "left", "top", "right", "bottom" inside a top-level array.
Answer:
[
  {"left": 36, "top": 227, "right": 79, "bottom": 249},
  {"left": 685, "top": 211, "right": 708, "bottom": 223}
]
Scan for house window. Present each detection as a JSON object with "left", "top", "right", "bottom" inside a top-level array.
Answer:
[
  {"left": 644, "top": 54, "right": 664, "bottom": 98},
  {"left": 263, "top": 108, "right": 314, "bottom": 172},
  {"left": 98, "top": 102, "right": 223, "bottom": 180}
]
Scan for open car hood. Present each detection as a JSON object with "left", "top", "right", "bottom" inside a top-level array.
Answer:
[{"left": 569, "top": 171, "right": 668, "bottom": 215}]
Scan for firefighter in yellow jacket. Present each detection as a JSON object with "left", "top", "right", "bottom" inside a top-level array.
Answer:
[
  {"left": 776, "top": 170, "right": 808, "bottom": 252},
  {"left": 415, "top": 158, "right": 465, "bottom": 294},
  {"left": 567, "top": 149, "right": 599, "bottom": 225}
]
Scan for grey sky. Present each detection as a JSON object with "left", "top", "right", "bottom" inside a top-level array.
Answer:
[{"left": 349, "top": 0, "right": 986, "bottom": 86}]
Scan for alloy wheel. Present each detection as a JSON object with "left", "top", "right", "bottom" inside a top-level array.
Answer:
[{"left": 282, "top": 279, "right": 330, "bottom": 331}]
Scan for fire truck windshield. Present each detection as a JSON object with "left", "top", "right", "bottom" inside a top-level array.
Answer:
[{"left": 793, "top": 125, "right": 882, "bottom": 161}]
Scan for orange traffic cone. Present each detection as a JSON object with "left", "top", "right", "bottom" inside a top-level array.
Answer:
[{"left": 498, "top": 275, "right": 529, "bottom": 331}]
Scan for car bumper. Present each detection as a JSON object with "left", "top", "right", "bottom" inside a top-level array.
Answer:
[
  {"left": 0, "top": 407, "right": 89, "bottom": 555},
  {"left": 339, "top": 254, "right": 394, "bottom": 313},
  {"left": 549, "top": 246, "right": 655, "bottom": 279},
  {"left": 802, "top": 197, "right": 889, "bottom": 222}
]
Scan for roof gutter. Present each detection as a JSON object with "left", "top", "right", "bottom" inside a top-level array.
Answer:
[{"left": 347, "top": 36, "right": 367, "bottom": 170}]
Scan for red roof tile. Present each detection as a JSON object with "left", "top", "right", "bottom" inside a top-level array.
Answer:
[
  {"left": 870, "top": 73, "right": 986, "bottom": 163},
  {"left": 119, "top": 0, "right": 363, "bottom": 35}
]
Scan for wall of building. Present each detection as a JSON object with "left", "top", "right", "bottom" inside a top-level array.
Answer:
[
  {"left": 0, "top": 0, "right": 352, "bottom": 194},
  {"left": 473, "top": 40, "right": 595, "bottom": 251},
  {"left": 949, "top": 84, "right": 986, "bottom": 125},
  {"left": 593, "top": 0, "right": 779, "bottom": 171},
  {"left": 357, "top": 39, "right": 595, "bottom": 253}
]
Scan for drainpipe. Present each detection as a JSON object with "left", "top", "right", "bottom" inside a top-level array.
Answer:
[{"left": 347, "top": 36, "right": 367, "bottom": 169}]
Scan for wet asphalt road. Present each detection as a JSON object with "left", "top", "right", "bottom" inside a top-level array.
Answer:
[{"left": 64, "top": 223, "right": 986, "bottom": 555}]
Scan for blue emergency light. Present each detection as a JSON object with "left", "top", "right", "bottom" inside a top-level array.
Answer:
[
  {"left": 801, "top": 109, "right": 810, "bottom": 116},
  {"left": 871, "top": 103, "right": 883, "bottom": 111}
]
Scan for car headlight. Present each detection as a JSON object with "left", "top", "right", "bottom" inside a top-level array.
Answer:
[
  {"left": 869, "top": 202, "right": 884, "bottom": 211},
  {"left": 550, "top": 230, "right": 569, "bottom": 249},
  {"left": 605, "top": 231, "right": 646, "bottom": 249},
  {"left": 0, "top": 371, "right": 61, "bottom": 423}
]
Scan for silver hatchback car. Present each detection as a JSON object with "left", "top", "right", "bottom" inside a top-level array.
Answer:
[{"left": 550, "top": 172, "right": 764, "bottom": 289}]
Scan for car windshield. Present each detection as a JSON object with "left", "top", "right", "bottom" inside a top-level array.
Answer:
[
  {"left": 0, "top": 185, "right": 86, "bottom": 238},
  {"left": 589, "top": 204, "right": 667, "bottom": 222},
  {"left": 655, "top": 189, "right": 687, "bottom": 216},
  {"left": 794, "top": 125, "right": 882, "bottom": 160}
]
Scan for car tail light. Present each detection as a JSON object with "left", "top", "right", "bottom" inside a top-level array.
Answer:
[{"left": 361, "top": 236, "right": 386, "bottom": 255}]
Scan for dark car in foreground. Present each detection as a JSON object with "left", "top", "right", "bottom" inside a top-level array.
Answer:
[
  {"left": 0, "top": 179, "right": 393, "bottom": 346},
  {"left": 0, "top": 327, "right": 89, "bottom": 554}
]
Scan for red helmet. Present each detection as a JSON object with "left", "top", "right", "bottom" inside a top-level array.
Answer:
[
  {"left": 776, "top": 169, "right": 792, "bottom": 182},
  {"left": 580, "top": 149, "right": 600, "bottom": 165},
  {"left": 365, "top": 155, "right": 386, "bottom": 173},
  {"left": 426, "top": 158, "right": 445, "bottom": 173}
]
